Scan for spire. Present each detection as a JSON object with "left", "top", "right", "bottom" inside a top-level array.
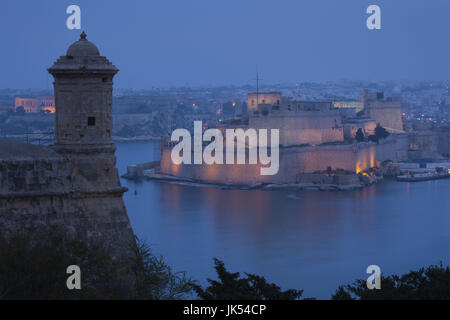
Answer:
[{"left": 80, "top": 31, "right": 87, "bottom": 40}]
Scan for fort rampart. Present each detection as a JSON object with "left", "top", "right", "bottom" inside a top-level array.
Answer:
[{"left": 158, "top": 134, "right": 408, "bottom": 185}]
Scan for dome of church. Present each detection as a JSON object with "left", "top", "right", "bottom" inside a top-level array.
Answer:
[{"left": 66, "top": 32, "right": 100, "bottom": 57}]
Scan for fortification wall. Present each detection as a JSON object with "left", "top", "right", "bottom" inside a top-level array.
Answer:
[
  {"left": 343, "top": 120, "right": 377, "bottom": 140},
  {"left": 438, "top": 130, "right": 450, "bottom": 157},
  {"left": 160, "top": 146, "right": 360, "bottom": 184},
  {"left": 407, "top": 131, "right": 440, "bottom": 159},
  {"left": 249, "top": 112, "right": 344, "bottom": 146},
  {"left": 160, "top": 148, "right": 266, "bottom": 184},
  {"left": 0, "top": 140, "right": 134, "bottom": 257},
  {"left": 159, "top": 134, "right": 408, "bottom": 185},
  {"left": 365, "top": 100, "right": 403, "bottom": 132},
  {"left": 0, "top": 193, "right": 132, "bottom": 254}
]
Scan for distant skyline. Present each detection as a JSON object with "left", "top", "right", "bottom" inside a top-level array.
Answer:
[{"left": 1, "top": 0, "right": 450, "bottom": 89}]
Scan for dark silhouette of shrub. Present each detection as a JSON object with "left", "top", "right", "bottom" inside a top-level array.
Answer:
[{"left": 193, "top": 258, "right": 304, "bottom": 300}]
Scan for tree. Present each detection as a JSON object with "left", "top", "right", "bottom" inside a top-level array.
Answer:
[
  {"left": 368, "top": 134, "right": 379, "bottom": 143},
  {"left": 15, "top": 106, "right": 25, "bottom": 115},
  {"left": 331, "top": 286, "right": 354, "bottom": 300},
  {"left": 374, "top": 123, "right": 389, "bottom": 140},
  {"left": 331, "top": 262, "right": 450, "bottom": 300},
  {"left": 355, "top": 128, "right": 365, "bottom": 142},
  {"left": 0, "top": 229, "right": 194, "bottom": 300},
  {"left": 193, "top": 258, "right": 304, "bottom": 300},
  {"left": 0, "top": 228, "right": 127, "bottom": 299},
  {"left": 130, "top": 237, "right": 195, "bottom": 299}
]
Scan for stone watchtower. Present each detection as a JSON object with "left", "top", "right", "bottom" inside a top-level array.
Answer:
[
  {"left": 49, "top": 31, "right": 116, "bottom": 151},
  {"left": 48, "top": 32, "right": 123, "bottom": 190},
  {"left": 0, "top": 33, "right": 134, "bottom": 265},
  {"left": 46, "top": 32, "right": 134, "bottom": 253}
]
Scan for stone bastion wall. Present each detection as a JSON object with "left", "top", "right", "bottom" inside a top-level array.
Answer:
[
  {"left": 159, "top": 134, "right": 408, "bottom": 185},
  {"left": 366, "top": 100, "right": 403, "bottom": 132},
  {"left": 0, "top": 139, "right": 134, "bottom": 258},
  {"left": 249, "top": 111, "right": 345, "bottom": 146}
]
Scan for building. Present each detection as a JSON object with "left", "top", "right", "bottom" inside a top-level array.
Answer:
[
  {"left": 331, "top": 90, "right": 404, "bottom": 134},
  {"left": 249, "top": 110, "right": 344, "bottom": 146},
  {"left": 38, "top": 96, "right": 56, "bottom": 113},
  {"left": 362, "top": 90, "right": 404, "bottom": 133},
  {"left": 14, "top": 97, "right": 38, "bottom": 113},
  {"left": 0, "top": 33, "right": 134, "bottom": 260},
  {"left": 333, "top": 100, "right": 364, "bottom": 113},
  {"left": 157, "top": 92, "right": 409, "bottom": 185},
  {"left": 247, "top": 92, "right": 282, "bottom": 112},
  {"left": 14, "top": 96, "right": 55, "bottom": 113}
]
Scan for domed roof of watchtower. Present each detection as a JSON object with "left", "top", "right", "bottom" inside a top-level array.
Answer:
[
  {"left": 48, "top": 32, "right": 118, "bottom": 74},
  {"left": 66, "top": 31, "right": 100, "bottom": 57}
]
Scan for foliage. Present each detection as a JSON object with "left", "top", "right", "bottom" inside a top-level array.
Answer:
[
  {"left": 130, "top": 237, "right": 195, "bottom": 299},
  {"left": 331, "top": 286, "right": 354, "bottom": 300},
  {"left": 366, "top": 124, "right": 390, "bottom": 143},
  {"left": 4, "top": 228, "right": 450, "bottom": 300},
  {"left": 0, "top": 229, "right": 194, "bottom": 300},
  {"left": 15, "top": 106, "right": 25, "bottom": 115},
  {"left": 355, "top": 128, "right": 365, "bottom": 142},
  {"left": 193, "top": 258, "right": 304, "bottom": 300},
  {"left": 368, "top": 134, "right": 379, "bottom": 143},
  {"left": 331, "top": 262, "right": 450, "bottom": 300},
  {"left": 0, "top": 229, "right": 126, "bottom": 299},
  {"left": 374, "top": 123, "right": 390, "bottom": 140}
]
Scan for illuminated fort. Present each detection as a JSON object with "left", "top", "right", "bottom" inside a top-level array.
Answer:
[{"left": 153, "top": 90, "right": 409, "bottom": 187}]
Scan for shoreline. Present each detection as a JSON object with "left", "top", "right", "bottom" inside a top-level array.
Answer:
[{"left": 122, "top": 172, "right": 380, "bottom": 191}]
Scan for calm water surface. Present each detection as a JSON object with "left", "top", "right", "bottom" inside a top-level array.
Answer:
[{"left": 115, "top": 141, "right": 450, "bottom": 298}]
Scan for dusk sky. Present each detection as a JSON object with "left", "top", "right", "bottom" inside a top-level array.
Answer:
[{"left": 1, "top": 0, "right": 450, "bottom": 89}]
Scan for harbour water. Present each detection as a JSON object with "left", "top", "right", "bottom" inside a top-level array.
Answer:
[{"left": 116, "top": 140, "right": 450, "bottom": 299}]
